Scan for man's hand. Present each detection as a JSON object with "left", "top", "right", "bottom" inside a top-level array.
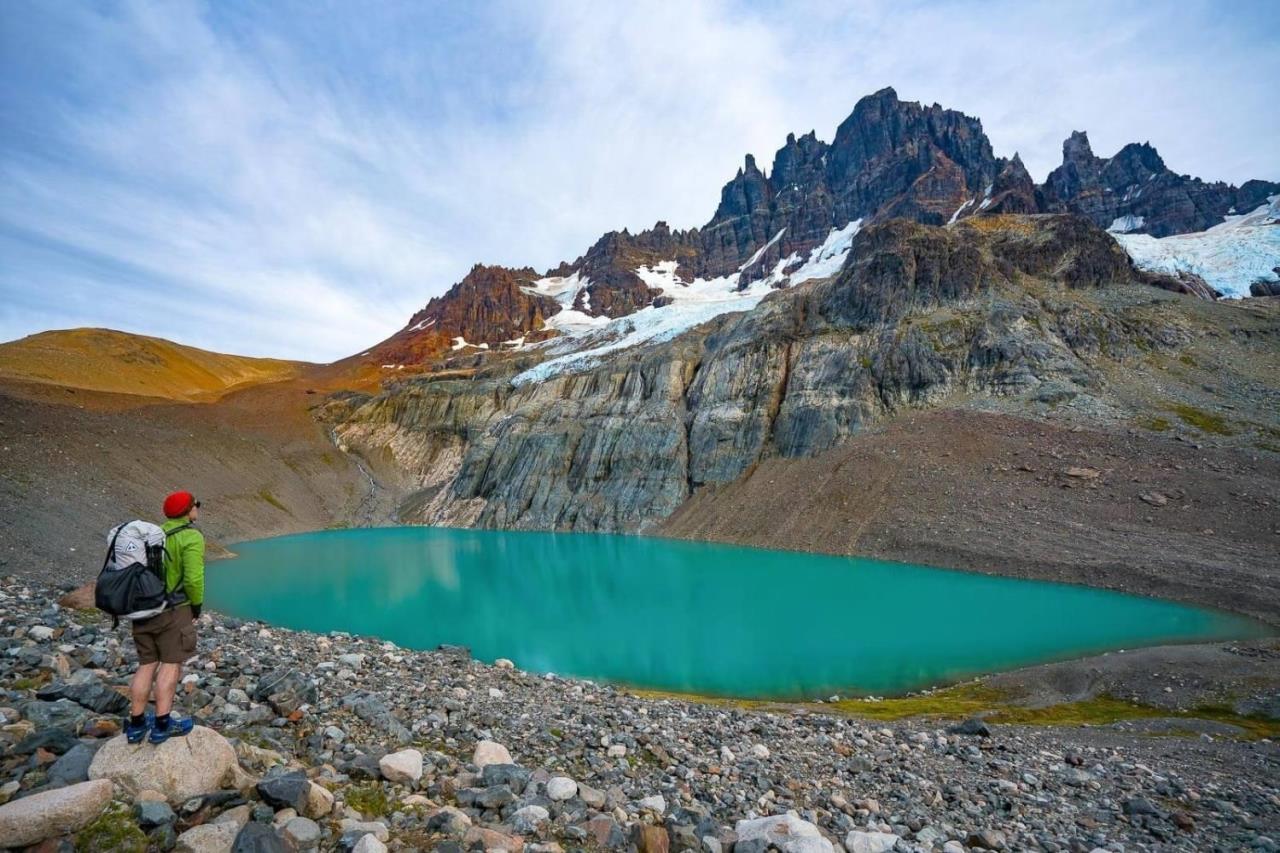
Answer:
[{"left": 191, "top": 604, "right": 202, "bottom": 620}]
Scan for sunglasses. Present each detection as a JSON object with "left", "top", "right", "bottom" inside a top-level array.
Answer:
[{"left": 194, "top": 500, "right": 202, "bottom": 508}]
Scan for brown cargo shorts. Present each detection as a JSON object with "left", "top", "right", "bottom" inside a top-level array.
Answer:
[{"left": 131, "top": 606, "right": 196, "bottom": 665}]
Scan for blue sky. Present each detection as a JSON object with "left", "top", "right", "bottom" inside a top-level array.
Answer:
[{"left": 2, "top": 0, "right": 1277, "bottom": 361}]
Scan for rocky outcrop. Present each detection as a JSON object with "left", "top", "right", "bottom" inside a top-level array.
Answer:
[
  {"left": 366, "top": 264, "right": 559, "bottom": 365},
  {"left": 333, "top": 215, "right": 1190, "bottom": 530},
  {"left": 1041, "top": 131, "right": 1279, "bottom": 236}
]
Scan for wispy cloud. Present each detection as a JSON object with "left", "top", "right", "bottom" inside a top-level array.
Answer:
[{"left": 2, "top": 0, "right": 1276, "bottom": 360}]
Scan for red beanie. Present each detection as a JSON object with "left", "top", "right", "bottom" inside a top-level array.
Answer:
[{"left": 163, "top": 491, "right": 196, "bottom": 519}]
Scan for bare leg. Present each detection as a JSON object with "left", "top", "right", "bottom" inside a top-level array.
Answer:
[
  {"left": 154, "top": 663, "right": 182, "bottom": 717},
  {"left": 129, "top": 663, "right": 158, "bottom": 716}
]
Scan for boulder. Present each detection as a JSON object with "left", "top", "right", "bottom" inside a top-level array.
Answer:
[
  {"left": 844, "top": 831, "right": 900, "bottom": 853},
  {"left": 177, "top": 820, "right": 241, "bottom": 853},
  {"left": 282, "top": 816, "right": 322, "bottom": 850},
  {"left": 735, "top": 813, "right": 833, "bottom": 853},
  {"left": 512, "top": 804, "right": 550, "bottom": 833},
  {"left": 464, "top": 825, "right": 523, "bottom": 851},
  {"left": 472, "top": 739, "right": 512, "bottom": 768},
  {"left": 946, "top": 717, "right": 991, "bottom": 737},
  {"left": 232, "top": 821, "right": 288, "bottom": 852},
  {"left": 58, "top": 581, "right": 97, "bottom": 610},
  {"left": 481, "top": 763, "right": 531, "bottom": 793},
  {"left": 0, "top": 778, "right": 113, "bottom": 847},
  {"left": 378, "top": 748, "right": 423, "bottom": 784},
  {"left": 47, "top": 741, "right": 99, "bottom": 784},
  {"left": 136, "top": 799, "right": 177, "bottom": 828},
  {"left": 37, "top": 680, "right": 130, "bottom": 715},
  {"left": 546, "top": 776, "right": 577, "bottom": 801},
  {"left": 352, "top": 835, "right": 389, "bottom": 853},
  {"left": 632, "top": 824, "right": 670, "bottom": 853},
  {"left": 89, "top": 725, "right": 237, "bottom": 803},
  {"left": 304, "top": 781, "right": 334, "bottom": 818},
  {"left": 257, "top": 769, "right": 310, "bottom": 811}
]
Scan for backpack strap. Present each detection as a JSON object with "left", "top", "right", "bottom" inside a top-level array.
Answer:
[{"left": 102, "top": 525, "right": 125, "bottom": 570}]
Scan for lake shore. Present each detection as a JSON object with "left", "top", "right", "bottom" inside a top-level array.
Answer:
[{"left": 2, "top": 576, "right": 1277, "bottom": 852}]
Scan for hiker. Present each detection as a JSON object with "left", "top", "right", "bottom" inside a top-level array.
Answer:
[{"left": 124, "top": 491, "right": 205, "bottom": 744}]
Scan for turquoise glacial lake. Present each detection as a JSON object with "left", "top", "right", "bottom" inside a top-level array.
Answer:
[{"left": 208, "top": 527, "right": 1268, "bottom": 699}]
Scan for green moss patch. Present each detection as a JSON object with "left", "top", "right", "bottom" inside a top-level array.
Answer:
[
  {"left": 75, "top": 802, "right": 147, "bottom": 853},
  {"left": 344, "top": 783, "right": 391, "bottom": 818},
  {"left": 1167, "top": 403, "right": 1236, "bottom": 435}
]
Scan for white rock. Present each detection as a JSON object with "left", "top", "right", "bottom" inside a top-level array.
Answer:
[
  {"left": 736, "top": 813, "right": 834, "bottom": 853},
  {"left": 226, "top": 688, "right": 250, "bottom": 705},
  {"left": 639, "top": 795, "right": 666, "bottom": 815},
  {"left": 942, "top": 843, "right": 967, "bottom": 853},
  {"left": 488, "top": 687, "right": 504, "bottom": 699},
  {"left": 511, "top": 804, "right": 550, "bottom": 833},
  {"left": 379, "top": 748, "right": 424, "bottom": 784},
  {"left": 494, "top": 658, "right": 514, "bottom": 669},
  {"left": 338, "top": 653, "right": 366, "bottom": 669},
  {"left": 546, "top": 776, "right": 577, "bottom": 801},
  {"left": 606, "top": 744, "right": 627, "bottom": 758},
  {"left": 752, "top": 743, "right": 770, "bottom": 759},
  {"left": 89, "top": 726, "right": 236, "bottom": 803},
  {"left": 472, "top": 740, "right": 513, "bottom": 768},
  {"left": 176, "top": 821, "right": 240, "bottom": 853},
  {"left": 719, "top": 746, "right": 735, "bottom": 764},
  {"left": 844, "top": 831, "right": 900, "bottom": 853},
  {"left": 0, "top": 779, "right": 112, "bottom": 847},
  {"left": 305, "top": 781, "right": 335, "bottom": 818},
  {"left": 28, "top": 625, "right": 56, "bottom": 641},
  {"left": 352, "top": 835, "right": 388, "bottom": 853}
]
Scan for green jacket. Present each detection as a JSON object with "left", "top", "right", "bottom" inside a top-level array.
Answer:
[{"left": 162, "top": 519, "right": 205, "bottom": 607}]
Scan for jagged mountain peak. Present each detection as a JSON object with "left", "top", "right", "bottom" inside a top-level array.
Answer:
[{"left": 361, "top": 88, "right": 1278, "bottom": 368}]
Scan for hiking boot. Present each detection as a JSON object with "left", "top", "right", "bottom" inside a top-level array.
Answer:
[
  {"left": 148, "top": 714, "right": 194, "bottom": 744},
  {"left": 124, "top": 711, "right": 154, "bottom": 744}
]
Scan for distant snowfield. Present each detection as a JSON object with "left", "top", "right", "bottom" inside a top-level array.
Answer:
[
  {"left": 1112, "top": 196, "right": 1280, "bottom": 297},
  {"left": 514, "top": 220, "right": 863, "bottom": 385}
]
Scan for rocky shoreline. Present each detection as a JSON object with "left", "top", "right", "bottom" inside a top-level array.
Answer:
[{"left": 2, "top": 577, "right": 1277, "bottom": 853}]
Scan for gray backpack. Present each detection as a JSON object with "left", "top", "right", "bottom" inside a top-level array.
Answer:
[{"left": 94, "top": 520, "right": 189, "bottom": 624}]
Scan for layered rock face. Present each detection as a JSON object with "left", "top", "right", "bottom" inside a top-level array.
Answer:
[
  {"left": 331, "top": 215, "right": 1192, "bottom": 531},
  {"left": 365, "top": 88, "right": 1275, "bottom": 368}
]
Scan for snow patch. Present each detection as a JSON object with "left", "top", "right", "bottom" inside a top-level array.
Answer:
[
  {"left": 788, "top": 219, "right": 863, "bottom": 286},
  {"left": 1107, "top": 215, "right": 1145, "bottom": 234},
  {"left": 513, "top": 220, "right": 865, "bottom": 385},
  {"left": 408, "top": 317, "right": 436, "bottom": 332},
  {"left": 1113, "top": 196, "right": 1280, "bottom": 298},
  {"left": 451, "top": 336, "right": 489, "bottom": 351},
  {"left": 947, "top": 199, "right": 973, "bottom": 226},
  {"left": 740, "top": 228, "right": 787, "bottom": 271},
  {"left": 523, "top": 272, "right": 610, "bottom": 335}
]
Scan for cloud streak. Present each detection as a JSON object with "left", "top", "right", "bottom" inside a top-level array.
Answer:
[{"left": 2, "top": 0, "right": 1276, "bottom": 361}]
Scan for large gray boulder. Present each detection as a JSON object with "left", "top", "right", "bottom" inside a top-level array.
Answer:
[
  {"left": 0, "top": 778, "right": 113, "bottom": 846},
  {"left": 89, "top": 725, "right": 237, "bottom": 803}
]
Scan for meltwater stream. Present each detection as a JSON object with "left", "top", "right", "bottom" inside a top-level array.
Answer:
[{"left": 208, "top": 527, "right": 1267, "bottom": 698}]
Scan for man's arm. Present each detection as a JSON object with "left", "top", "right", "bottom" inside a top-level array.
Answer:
[{"left": 184, "top": 530, "right": 206, "bottom": 608}]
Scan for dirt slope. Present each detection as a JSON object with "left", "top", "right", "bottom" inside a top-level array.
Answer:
[
  {"left": 659, "top": 408, "right": 1280, "bottom": 626},
  {"left": 0, "top": 375, "right": 386, "bottom": 582},
  {"left": 0, "top": 328, "right": 301, "bottom": 402}
]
